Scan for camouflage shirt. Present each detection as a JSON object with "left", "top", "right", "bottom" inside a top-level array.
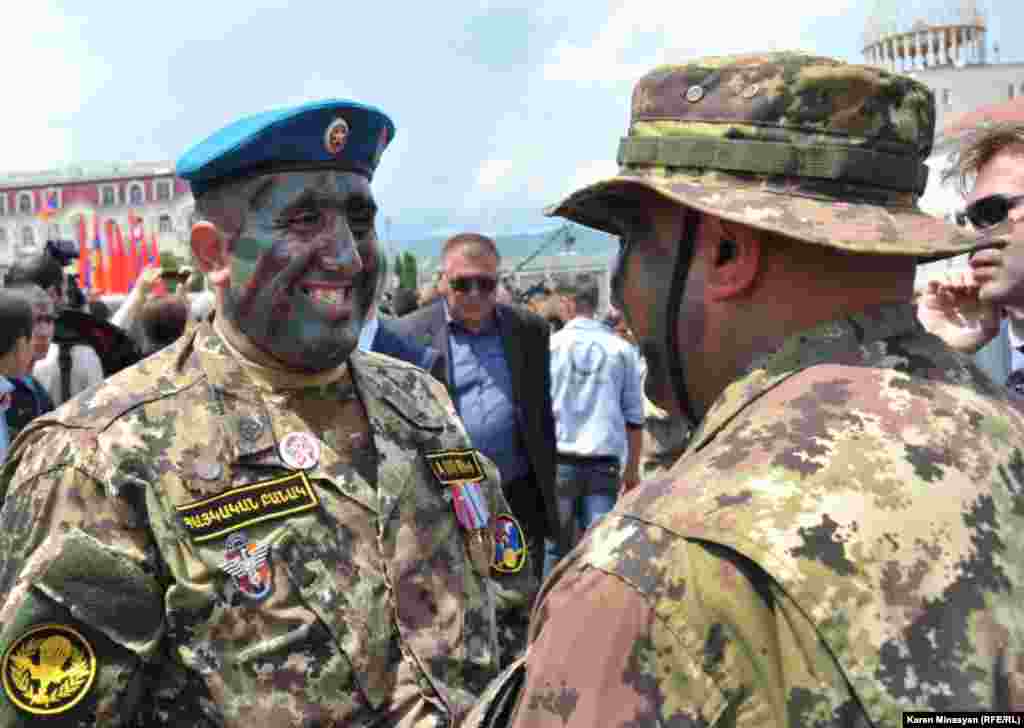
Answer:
[
  {"left": 0, "top": 324, "right": 535, "bottom": 727},
  {"left": 639, "top": 393, "right": 690, "bottom": 481},
  {"left": 468, "top": 303, "right": 1024, "bottom": 727}
]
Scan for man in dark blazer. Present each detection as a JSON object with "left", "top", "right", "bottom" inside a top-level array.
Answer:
[{"left": 391, "top": 233, "right": 558, "bottom": 582}]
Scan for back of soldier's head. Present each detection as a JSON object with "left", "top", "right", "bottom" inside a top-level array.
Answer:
[
  {"left": 0, "top": 290, "right": 34, "bottom": 360},
  {"left": 140, "top": 298, "right": 189, "bottom": 352},
  {"left": 6, "top": 253, "right": 64, "bottom": 297}
]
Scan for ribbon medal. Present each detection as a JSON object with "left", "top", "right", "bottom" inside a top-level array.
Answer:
[{"left": 424, "top": 449, "right": 493, "bottom": 575}]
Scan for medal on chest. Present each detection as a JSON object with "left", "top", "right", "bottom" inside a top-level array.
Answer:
[{"left": 424, "top": 448, "right": 493, "bottom": 577}]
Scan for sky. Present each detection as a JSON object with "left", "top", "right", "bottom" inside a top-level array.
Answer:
[{"left": 3, "top": 0, "right": 1022, "bottom": 244}]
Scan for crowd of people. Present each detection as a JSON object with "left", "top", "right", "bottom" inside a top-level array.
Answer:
[{"left": 0, "top": 50, "right": 1023, "bottom": 727}]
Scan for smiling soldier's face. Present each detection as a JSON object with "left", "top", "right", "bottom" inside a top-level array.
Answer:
[{"left": 212, "top": 170, "right": 382, "bottom": 371}]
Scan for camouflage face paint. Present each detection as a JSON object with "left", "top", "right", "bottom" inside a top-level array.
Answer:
[{"left": 221, "top": 171, "right": 381, "bottom": 371}]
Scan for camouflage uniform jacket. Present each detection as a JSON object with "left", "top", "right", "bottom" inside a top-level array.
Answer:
[
  {"left": 468, "top": 303, "right": 1024, "bottom": 727},
  {"left": 0, "top": 323, "right": 535, "bottom": 727}
]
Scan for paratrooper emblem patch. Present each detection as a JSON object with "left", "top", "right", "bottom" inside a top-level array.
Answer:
[{"left": 2, "top": 624, "right": 97, "bottom": 715}]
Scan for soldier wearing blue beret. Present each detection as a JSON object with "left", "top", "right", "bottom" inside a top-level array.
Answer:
[{"left": 0, "top": 100, "right": 535, "bottom": 726}]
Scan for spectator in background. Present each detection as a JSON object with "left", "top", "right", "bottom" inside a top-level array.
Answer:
[
  {"left": 545, "top": 273, "right": 644, "bottom": 575},
  {"left": 389, "top": 287, "right": 419, "bottom": 317},
  {"left": 4, "top": 284, "right": 56, "bottom": 441},
  {"left": 358, "top": 297, "right": 439, "bottom": 371},
  {"left": 916, "top": 123, "right": 1024, "bottom": 395},
  {"left": 139, "top": 297, "right": 190, "bottom": 355},
  {"left": 393, "top": 235, "right": 557, "bottom": 572},
  {"left": 0, "top": 291, "right": 35, "bottom": 461},
  {"left": 6, "top": 253, "right": 105, "bottom": 406},
  {"left": 88, "top": 299, "right": 112, "bottom": 322}
]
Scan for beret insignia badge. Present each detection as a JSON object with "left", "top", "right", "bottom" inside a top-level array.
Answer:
[
  {"left": 2, "top": 624, "right": 97, "bottom": 715},
  {"left": 324, "top": 117, "right": 350, "bottom": 156}
]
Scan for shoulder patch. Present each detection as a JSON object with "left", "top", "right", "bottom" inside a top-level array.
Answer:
[
  {"left": 176, "top": 471, "right": 319, "bottom": 543},
  {"left": 424, "top": 448, "right": 485, "bottom": 485},
  {"left": 493, "top": 514, "right": 528, "bottom": 574},
  {"left": 2, "top": 623, "right": 97, "bottom": 715}
]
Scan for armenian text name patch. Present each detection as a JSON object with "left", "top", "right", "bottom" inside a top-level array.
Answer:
[
  {"left": 424, "top": 449, "right": 484, "bottom": 485},
  {"left": 177, "top": 472, "right": 319, "bottom": 543}
]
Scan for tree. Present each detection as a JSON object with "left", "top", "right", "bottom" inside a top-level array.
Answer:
[{"left": 399, "top": 252, "right": 418, "bottom": 290}]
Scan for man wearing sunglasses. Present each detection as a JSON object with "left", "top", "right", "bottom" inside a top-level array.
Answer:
[
  {"left": 391, "top": 233, "right": 556, "bottom": 663},
  {"left": 465, "top": 53, "right": 1024, "bottom": 728},
  {"left": 917, "top": 123, "right": 1024, "bottom": 391}
]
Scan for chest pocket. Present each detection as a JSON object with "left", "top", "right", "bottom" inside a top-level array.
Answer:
[{"left": 159, "top": 462, "right": 401, "bottom": 711}]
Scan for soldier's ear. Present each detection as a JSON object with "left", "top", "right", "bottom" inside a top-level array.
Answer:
[
  {"left": 191, "top": 222, "right": 230, "bottom": 288},
  {"left": 702, "top": 219, "right": 761, "bottom": 302}
]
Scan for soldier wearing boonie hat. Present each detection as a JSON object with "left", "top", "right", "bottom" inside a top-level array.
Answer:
[
  {"left": 0, "top": 99, "right": 535, "bottom": 726},
  {"left": 465, "top": 52, "right": 1024, "bottom": 727}
]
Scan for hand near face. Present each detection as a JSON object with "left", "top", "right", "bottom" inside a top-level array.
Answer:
[
  {"left": 917, "top": 270, "right": 1001, "bottom": 354},
  {"left": 138, "top": 267, "right": 163, "bottom": 293}
]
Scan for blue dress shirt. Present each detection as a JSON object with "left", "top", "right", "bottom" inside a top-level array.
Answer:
[{"left": 445, "top": 302, "right": 530, "bottom": 482}]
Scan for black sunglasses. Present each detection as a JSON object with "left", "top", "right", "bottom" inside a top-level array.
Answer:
[
  {"left": 956, "top": 194, "right": 1024, "bottom": 229},
  {"left": 449, "top": 275, "right": 497, "bottom": 294}
]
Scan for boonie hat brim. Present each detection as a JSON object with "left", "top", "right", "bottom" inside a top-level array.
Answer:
[{"left": 547, "top": 169, "right": 994, "bottom": 261}]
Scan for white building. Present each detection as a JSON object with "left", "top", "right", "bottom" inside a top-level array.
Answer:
[{"left": 0, "top": 161, "right": 194, "bottom": 282}]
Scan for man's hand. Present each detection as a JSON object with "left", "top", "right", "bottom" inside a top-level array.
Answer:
[
  {"left": 917, "top": 271, "right": 1001, "bottom": 354},
  {"left": 137, "top": 266, "right": 163, "bottom": 293}
]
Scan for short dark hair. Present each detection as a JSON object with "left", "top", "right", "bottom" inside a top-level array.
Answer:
[
  {"left": 89, "top": 300, "right": 111, "bottom": 322},
  {"left": 568, "top": 273, "right": 600, "bottom": 311},
  {"left": 140, "top": 298, "right": 189, "bottom": 352},
  {"left": 441, "top": 233, "right": 501, "bottom": 266},
  {"left": 0, "top": 290, "right": 34, "bottom": 358},
  {"left": 6, "top": 253, "right": 65, "bottom": 293}
]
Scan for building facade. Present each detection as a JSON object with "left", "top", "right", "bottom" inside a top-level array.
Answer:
[{"left": 0, "top": 161, "right": 194, "bottom": 281}]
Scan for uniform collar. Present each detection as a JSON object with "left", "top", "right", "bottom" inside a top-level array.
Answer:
[
  {"left": 687, "top": 303, "right": 920, "bottom": 455},
  {"left": 202, "top": 321, "right": 351, "bottom": 396}
]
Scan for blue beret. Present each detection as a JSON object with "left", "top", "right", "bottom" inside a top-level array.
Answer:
[{"left": 176, "top": 99, "right": 396, "bottom": 198}]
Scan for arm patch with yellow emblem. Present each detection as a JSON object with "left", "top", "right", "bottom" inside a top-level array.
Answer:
[{"left": 2, "top": 624, "right": 97, "bottom": 715}]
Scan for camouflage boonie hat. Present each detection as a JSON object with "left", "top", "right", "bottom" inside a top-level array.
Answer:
[{"left": 548, "top": 52, "right": 984, "bottom": 259}]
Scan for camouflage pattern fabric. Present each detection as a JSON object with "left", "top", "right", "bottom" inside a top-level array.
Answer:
[
  {"left": 0, "top": 323, "right": 536, "bottom": 727},
  {"left": 639, "top": 392, "right": 690, "bottom": 480},
  {"left": 465, "top": 303, "right": 1024, "bottom": 727},
  {"left": 547, "top": 52, "right": 997, "bottom": 259}
]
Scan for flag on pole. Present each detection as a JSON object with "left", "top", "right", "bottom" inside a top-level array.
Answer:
[
  {"left": 77, "top": 215, "right": 90, "bottom": 291},
  {"left": 128, "top": 213, "right": 144, "bottom": 281},
  {"left": 108, "top": 220, "right": 129, "bottom": 294},
  {"left": 37, "top": 190, "right": 59, "bottom": 222},
  {"left": 90, "top": 214, "right": 106, "bottom": 295}
]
